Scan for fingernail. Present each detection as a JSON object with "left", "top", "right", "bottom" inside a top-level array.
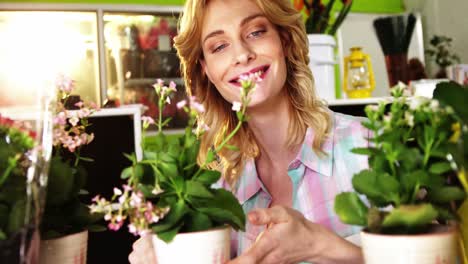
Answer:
[{"left": 248, "top": 212, "right": 258, "bottom": 222}]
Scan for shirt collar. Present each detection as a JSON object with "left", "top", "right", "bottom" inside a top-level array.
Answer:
[
  {"left": 233, "top": 112, "right": 335, "bottom": 204},
  {"left": 297, "top": 124, "right": 334, "bottom": 178},
  {"left": 233, "top": 158, "right": 264, "bottom": 205}
]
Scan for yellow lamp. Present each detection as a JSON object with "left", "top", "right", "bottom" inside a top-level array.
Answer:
[{"left": 343, "top": 47, "right": 375, "bottom": 98}]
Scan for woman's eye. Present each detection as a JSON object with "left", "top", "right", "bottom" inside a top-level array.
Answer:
[
  {"left": 248, "top": 29, "right": 266, "bottom": 38},
  {"left": 213, "top": 43, "right": 227, "bottom": 53}
]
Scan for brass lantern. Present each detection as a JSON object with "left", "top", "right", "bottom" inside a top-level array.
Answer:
[{"left": 343, "top": 47, "right": 375, "bottom": 98}]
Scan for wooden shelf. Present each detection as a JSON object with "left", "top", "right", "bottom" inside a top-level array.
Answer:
[
  {"left": 327, "top": 97, "right": 392, "bottom": 106},
  {"left": 124, "top": 77, "right": 184, "bottom": 88}
]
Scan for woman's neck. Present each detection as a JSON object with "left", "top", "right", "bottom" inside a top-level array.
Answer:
[{"left": 247, "top": 94, "right": 298, "bottom": 165}]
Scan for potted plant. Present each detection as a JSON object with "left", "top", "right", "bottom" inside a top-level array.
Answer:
[
  {"left": 0, "top": 116, "right": 39, "bottom": 263},
  {"left": 425, "top": 35, "right": 461, "bottom": 78},
  {"left": 39, "top": 74, "right": 103, "bottom": 264},
  {"left": 90, "top": 75, "right": 260, "bottom": 263},
  {"left": 334, "top": 84, "right": 466, "bottom": 263},
  {"left": 293, "top": 0, "right": 353, "bottom": 100},
  {"left": 432, "top": 81, "right": 468, "bottom": 263}
]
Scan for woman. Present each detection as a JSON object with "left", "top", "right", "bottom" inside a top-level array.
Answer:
[{"left": 129, "top": 0, "right": 368, "bottom": 263}]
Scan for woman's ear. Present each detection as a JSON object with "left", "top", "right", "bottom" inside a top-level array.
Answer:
[{"left": 200, "top": 59, "right": 211, "bottom": 80}]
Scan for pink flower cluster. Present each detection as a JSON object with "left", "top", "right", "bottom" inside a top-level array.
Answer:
[
  {"left": 0, "top": 114, "right": 36, "bottom": 139},
  {"left": 176, "top": 96, "right": 205, "bottom": 114},
  {"left": 153, "top": 79, "right": 177, "bottom": 104},
  {"left": 52, "top": 75, "right": 99, "bottom": 153},
  {"left": 90, "top": 184, "right": 169, "bottom": 237}
]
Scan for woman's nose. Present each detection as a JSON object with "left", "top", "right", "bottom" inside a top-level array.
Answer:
[{"left": 234, "top": 41, "right": 256, "bottom": 65}]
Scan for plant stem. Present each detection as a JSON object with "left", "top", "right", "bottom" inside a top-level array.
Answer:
[
  {"left": 423, "top": 139, "right": 434, "bottom": 167},
  {"left": 158, "top": 99, "right": 163, "bottom": 133},
  {"left": 0, "top": 156, "right": 18, "bottom": 188},
  {"left": 193, "top": 113, "right": 244, "bottom": 179}
]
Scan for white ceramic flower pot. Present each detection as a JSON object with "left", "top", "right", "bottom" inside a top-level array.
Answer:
[
  {"left": 152, "top": 226, "right": 230, "bottom": 264},
  {"left": 308, "top": 34, "right": 336, "bottom": 101},
  {"left": 39, "top": 230, "right": 88, "bottom": 264},
  {"left": 360, "top": 225, "right": 458, "bottom": 264}
]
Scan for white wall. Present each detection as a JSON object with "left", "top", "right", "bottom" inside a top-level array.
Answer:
[{"left": 405, "top": 0, "right": 468, "bottom": 75}]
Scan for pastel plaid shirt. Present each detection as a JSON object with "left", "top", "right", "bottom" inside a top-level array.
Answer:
[{"left": 219, "top": 111, "right": 370, "bottom": 259}]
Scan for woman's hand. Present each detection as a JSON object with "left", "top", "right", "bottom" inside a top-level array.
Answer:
[
  {"left": 227, "top": 206, "right": 363, "bottom": 264},
  {"left": 128, "top": 234, "right": 157, "bottom": 264}
]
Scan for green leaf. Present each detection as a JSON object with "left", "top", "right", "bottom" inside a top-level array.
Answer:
[
  {"left": 225, "top": 144, "right": 240, "bottom": 151},
  {"left": 382, "top": 204, "right": 438, "bottom": 228},
  {"left": 120, "top": 167, "right": 132, "bottom": 179},
  {"left": 429, "top": 162, "right": 453, "bottom": 174},
  {"left": 196, "top": 170, "right": 221, "bottom": 186},
  {"left": 7, "top": 199, "right": 25, "bottom": 234},
  {"left": 401, "top": 170, "right": 427, "bottom": 193},
  {"left": 79, "top": 156, "right": 94, "bottom": 162},
  {"left": 185, "top": 180, "right": 213, "bottom": 198},
  {"left": 172, "top": 176, "right": 185, "bottom": 193},
  {"left": 167, "top": 141, "right": 181, "bottom": 160},
  {"left": 236, "top": 111, "right": 243, "bottom": 121},
  {"left": 161, "top": 117, "right": 173, "bottom": 128},
  {"left": 143, "top": 150, "right": 157, "bottom": 160},
  {"left": 157, "top": 222, "right": 183, "bottom": 243},
  {"left": 434, "top": 205, "right": 458, "bottom": 221},
  {"left": 398, "top": 148, "right": 422, "bottom": 172},
  {"left": 132, "top": 164, "right": 145, "bottom": 180},
  {"left": 427, "top": 186, "right": 466, "bottom": 203},
  {"left": 123, "top": 152, "right": 136, "bottom": 163},
  {"left": 352, "top": 170, "right": 400, "bottom": 206},
  {"left": 185, "top": 140, "right": 200, "bottom": 166},
  {"left": 334, "top": 192, "right": 368, "bottom": 226},
  {"left": 154, "top": 132, "right": 167, "bottom": 150},
  {"left": 152, "top": 199, "right": 187, "bottom": 233},
  {"left": 138, "top": 184, "right": 158, "bottom": 198},
  {"left": 0, "top": 229, "right": 6, "bottom": 240},
  {"left": 194, "top": 189, "right": 245, "bottom": 231},
  {"left": 205, "top": 150, "right": 215, "bottom": 164},
  {"left": 351, "top": 147, "right": 376, "bottom": 156},
  {"left": 47, "top": 157, "right": 75, "bottom": 206},
  {"left": 158, "top": 162, "right": 179, "bottom": 179},
  {"left": 197, "top": 207, "right": 243, "bottom": 230},
  {"left": 184, "top": 211, "right": 213, "bottom": 232},
  {"left": 433, "top": 81, "right": 468, "bottom": 121}
]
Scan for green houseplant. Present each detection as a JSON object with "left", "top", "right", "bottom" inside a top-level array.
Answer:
[
  {"left": 0, "top": 115, "right": 37, "bottom": 263},
  {"left": 293, "top": 0, "right": 353, "bottom": 35},
  {"left": 39, "top": 75, "right": 103, "bottom": 264},
  {"left": 425, "top": 35, "right": 461, "bottom": 78},
  {"left": 432, "top": 81, "right": 468, "bottom": 263},
  {"left": 334, "top": 84, "right": 466, "bottom": 263},
  {"left": 91, "top": 75, "right": 259, "bottom": 263}
]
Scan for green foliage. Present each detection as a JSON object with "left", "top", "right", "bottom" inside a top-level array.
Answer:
[
  {"left": 433, "top": 81, "right": 468, "bottom": 191},
  {"left": 131, "top": 126, "right": 245, "bottom": 243},
  {"left": 0, "top": 117, "right": 35, "bottom": 241},
  {"left": 40, "top": 156, "right": 102, "bottom": 240},
  {"left": 425, "top": 35, "right": 460, "bottom": 69},
  {"left": 295, "top": 0, "right": 353, "bottom": 35},
  {"left": 91, "top": 79, "right": 256, "bottom": 243},
  {"left": 334, "top": 83, "right": 466, "bottom": 234}
]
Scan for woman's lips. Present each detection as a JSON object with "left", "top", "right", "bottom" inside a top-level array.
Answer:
[{"left": 229, "top": 65, "right": 270, "bottom": 87}]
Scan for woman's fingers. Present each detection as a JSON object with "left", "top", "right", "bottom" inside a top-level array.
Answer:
[
  {"left": 227, "top": 230, "right": 278, "bottom": 264},
  {"left": 248, "top": 206, "right": 293, "bottom": 225},
  {"left": 129, "top": 235, "right": 157, "bottom": 264}
]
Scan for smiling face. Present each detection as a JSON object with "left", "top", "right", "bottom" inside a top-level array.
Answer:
[{"left": 200, "top": 0, "right": 288, "bottom": 109}]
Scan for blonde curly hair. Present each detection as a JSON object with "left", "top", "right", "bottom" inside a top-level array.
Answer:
[{"left": 174, "top": 0, "right": 331, "bottom": 186}]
